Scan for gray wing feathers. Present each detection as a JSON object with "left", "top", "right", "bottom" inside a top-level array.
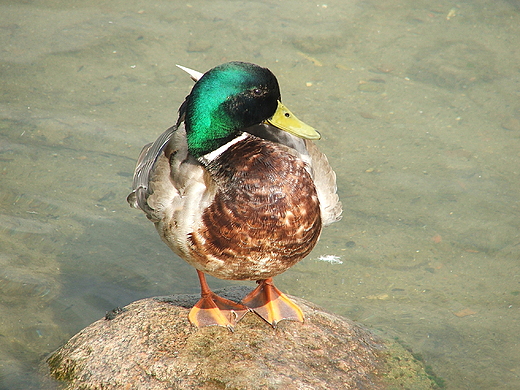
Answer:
[
  {"left": 127, "top": 125, "right": 177, "bottom": 214},
  {"left": 305, "top": 140, "right": 343, "bottom": 226}
]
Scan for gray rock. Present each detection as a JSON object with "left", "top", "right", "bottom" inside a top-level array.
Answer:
[{"left": 47, "top": 286, "right": 437, "bottom": 389}]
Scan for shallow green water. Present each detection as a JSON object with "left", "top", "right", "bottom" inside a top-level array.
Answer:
[{"left": 1, "top": 0, "right": 519, "bottom": 389}]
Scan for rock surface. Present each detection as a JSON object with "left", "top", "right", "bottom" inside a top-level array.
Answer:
[{"left": 47, "top": 287, "right": 437, "bottom": 389}]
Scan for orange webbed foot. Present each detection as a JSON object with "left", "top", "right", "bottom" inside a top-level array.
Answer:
[
  {"left": 189, "top": 292, "right": 249, "bottom": 330},
  {"left": 189, "top": 270, "right": 249, "bottom": 330},
  {"left": 241, "top": 278, "right": 304, "bottom": 327}
]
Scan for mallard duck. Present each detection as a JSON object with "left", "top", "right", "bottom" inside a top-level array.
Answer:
[{"left": 127, "top": 61, "right": 341, "bottom": 330}]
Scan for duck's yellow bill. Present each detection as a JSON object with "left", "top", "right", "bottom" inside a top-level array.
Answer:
[{"left": 266, "top": 101, "right": 321, "bottom": 140}]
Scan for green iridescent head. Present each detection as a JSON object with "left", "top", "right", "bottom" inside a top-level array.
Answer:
[
  {"left": 185, "top": 62, "right": 281, "bottom": 158},
  {"left": 183, "top": 61, "right": 321, "bottom": 159}
]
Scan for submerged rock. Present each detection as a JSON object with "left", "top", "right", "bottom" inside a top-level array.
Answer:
[
  {"left": 47, "top": 287, "right": 437, "bottom": 389},
  {"left": 408, "top": 40, "right": 496, "bottom": 90}
]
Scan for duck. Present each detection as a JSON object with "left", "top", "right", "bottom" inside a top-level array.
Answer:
[{"left": 127, "top": 61, "right": 342, "bottom": 330}]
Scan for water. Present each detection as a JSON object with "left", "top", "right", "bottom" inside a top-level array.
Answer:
[{"left": 1, "top": 0, "right": 519, "bottom": 388}]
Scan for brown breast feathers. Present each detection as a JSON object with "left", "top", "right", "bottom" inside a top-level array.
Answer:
[{"left": 187, "top": 135, "right": 322, "bottom": 281}]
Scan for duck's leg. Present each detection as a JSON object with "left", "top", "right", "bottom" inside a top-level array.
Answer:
[
  {"left": 241, "top": 278, "right": 304, "bottom": 327},
  {"left": 188, "top": 270, "right": 249, "bottom": 330}
]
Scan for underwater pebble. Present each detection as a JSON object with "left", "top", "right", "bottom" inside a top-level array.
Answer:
[
  {"left": 186, "top": 40, "right": 213, "bottom": 53},
  {"left": 358, "top": 111, "right": 378, "bottom": 120},
  {"left": 1, "top": 265, "right": 53, "bottom": 300},
  {"left": 407, "top": 40, "right": 496, "bottom": 89},
  {"left": 501, "top": 117, "right": 520, "bottom": 132},
  {"left": 292, "top": 36, "right": 339, "bottom": 54},
  {"left": 297, "top": 52, "right": 323, "bottom": 66},
  {"left": 453, "top": 308, "right": 477, "bottom": 317},
  {"left": 365, "top": 294, "right": 390, "bottom": 300},
  {"left": 373, "top": 66, "right": 393, "bottom": 74}
]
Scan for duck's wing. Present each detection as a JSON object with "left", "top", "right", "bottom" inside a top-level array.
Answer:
[
  {"left": 127, "top": 125, "right": 178, "bottom": 215},
  {"left": 304, "top": 139, "right": 342, "bottom": 226},
  {"left": 127, "top": 120, "right": 214, "bottom": 241}
]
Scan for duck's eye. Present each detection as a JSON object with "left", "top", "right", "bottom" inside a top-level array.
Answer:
[{"left": 252, "top": 88, "right": 263, "bottom": 96}]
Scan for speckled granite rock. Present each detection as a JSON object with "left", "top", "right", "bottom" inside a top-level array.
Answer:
[{"left": 47, "top": 287, "right": 437, "bottom": 390}]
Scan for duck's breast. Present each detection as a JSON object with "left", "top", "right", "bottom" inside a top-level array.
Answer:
[{"left": 188, "top": 136, "right": 322, "bottom": 280}]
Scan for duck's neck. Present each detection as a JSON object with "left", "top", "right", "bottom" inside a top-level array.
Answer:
[{"left": 198, "top": 132, "right": 248, "bottom": 165}]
